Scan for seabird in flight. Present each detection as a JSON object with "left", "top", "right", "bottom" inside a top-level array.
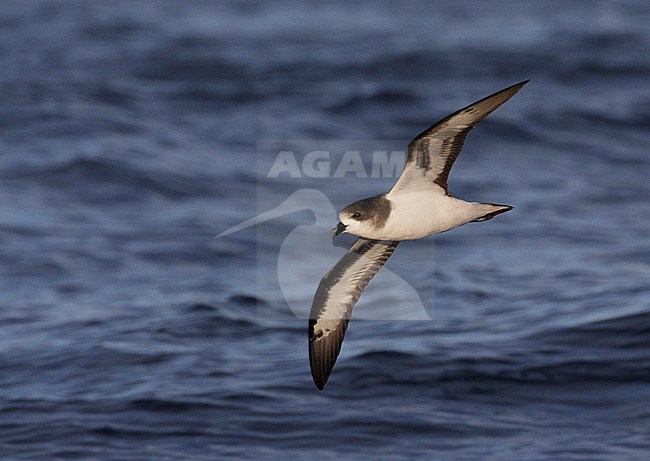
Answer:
[{"left": 309, "top": 80, "right": 529, "bottom": 389}]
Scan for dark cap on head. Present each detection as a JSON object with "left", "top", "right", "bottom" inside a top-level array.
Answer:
[{"left": 341, "top": 194, "right": 392, "bottom": 229}]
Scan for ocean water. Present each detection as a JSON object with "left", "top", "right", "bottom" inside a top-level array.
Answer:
[{"left": 0, "top": 1, "right": 649, "bottom": 459}]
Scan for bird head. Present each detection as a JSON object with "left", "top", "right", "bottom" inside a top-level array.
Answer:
[{"left": 331, "top": 195, "right": 391, "bottom": 238}]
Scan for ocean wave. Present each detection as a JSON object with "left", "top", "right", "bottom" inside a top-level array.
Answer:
[
  {"left": 529, "top": 311, "right": 650, "bottom": 350},
  {"left": 2, "top": 157, "right": 225, "bottom": 201},
  {"left": 342, "top": 351, "right": 650, "bottom": 387},
  {"left": 342, "top": 312, "right": 650, "bottom": 386}
]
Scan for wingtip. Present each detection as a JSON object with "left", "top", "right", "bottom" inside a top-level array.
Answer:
[
  {"left": 309, "top": 342, "right": 332, "bottom": 390},
  {"left": 310, "top": 358, "right": 330, "bottom": 390},
  {"left": 313, "top": 376, "right": 327, "bottom": 390},
  {"left": 484, "top": 79, "right": 529, "bottom": 106},
  {"left": 513, "top": 79, "right": 531, "bottom": 89},
  {"left": 498, "top": 80, "right": 529, "bottom": 97}
]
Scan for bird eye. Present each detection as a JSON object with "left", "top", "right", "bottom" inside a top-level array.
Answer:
[{"left": 351, "top": 212, "right": 361, "bottom": 219}]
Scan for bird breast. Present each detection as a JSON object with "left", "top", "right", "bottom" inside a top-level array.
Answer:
[{"left": 371, "top": 191, "right": 479, "bottom": 240}]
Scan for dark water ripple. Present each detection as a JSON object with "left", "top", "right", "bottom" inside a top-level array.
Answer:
[{"left": 0, "top": 0, "right": 649, "bottom": 460}]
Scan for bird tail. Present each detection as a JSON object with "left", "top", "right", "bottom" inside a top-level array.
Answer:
[{"left": 470, "top": 203, "right": 513, "bottom": 223}]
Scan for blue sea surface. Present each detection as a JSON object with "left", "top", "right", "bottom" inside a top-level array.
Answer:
[{"left": 0, "top": 1, "right": 649, "bottom": 459}]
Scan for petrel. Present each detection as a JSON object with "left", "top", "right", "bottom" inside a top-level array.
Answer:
[{"left": 309, "top": 80, "right": 529, "bottom": 389}]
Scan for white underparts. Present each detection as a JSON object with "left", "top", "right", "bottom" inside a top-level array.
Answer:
[{"left": 354, "top": 189, "right": 508, "bottom": 240}]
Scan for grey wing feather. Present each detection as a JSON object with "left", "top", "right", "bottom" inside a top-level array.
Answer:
[
  {"left": 308, "top": 238, "right": 399, "bottom": 390},
  {"left": 391, "top": 80, "right": 529, "bottom": 194}
]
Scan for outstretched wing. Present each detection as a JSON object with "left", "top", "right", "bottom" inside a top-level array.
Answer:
[
  {"left": 308, "top": 238, "right": 399, "bottom": 390},
  {"left": 390, "top": 80, "right": 529, "bottom": 195}
]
